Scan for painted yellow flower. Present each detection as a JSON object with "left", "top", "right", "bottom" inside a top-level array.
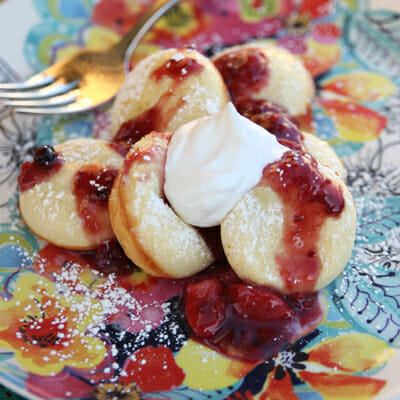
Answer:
[
  {"left": 176, "top": 339, "right": 256, "bottom": 390},
  {"left": 0, "top": 273, "right": 107, "bottom": 376}
]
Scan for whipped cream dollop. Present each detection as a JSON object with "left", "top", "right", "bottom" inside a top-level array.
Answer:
[{"left": 164, "top": 102, "right": 287, "bottom": 227}]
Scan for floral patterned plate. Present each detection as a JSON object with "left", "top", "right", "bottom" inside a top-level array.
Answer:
[{"left": 1, "top": 0, "right": 400, "bottom": 399}]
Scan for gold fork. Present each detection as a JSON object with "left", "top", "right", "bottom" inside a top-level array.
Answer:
[{"left": 0, "top": 0, "right": 179, "bottom": 115}]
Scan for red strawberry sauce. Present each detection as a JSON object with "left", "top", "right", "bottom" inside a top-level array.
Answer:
[
  {"left": 73, "top": 165, "right": 119, "bottom": 236},
  {"left": 183, "top": 263, "right": 324, "bottom": 362},
  {"left": 262, "top": 149, "right": 344, "bottom": 292},
  {"left": 213, "top": 48, "right": 270, "bottom": 101},
  {"left": 113, "top": 55, "right": 204, "bottom": 149}
]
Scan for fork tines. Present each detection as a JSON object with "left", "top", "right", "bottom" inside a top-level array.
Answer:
[{"left": 0, "top": 75, "right": 80, "bottom": 112}]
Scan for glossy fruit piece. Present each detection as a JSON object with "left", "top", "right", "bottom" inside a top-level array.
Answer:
[
  {"left": 226, "top": 284, "right": 294, "bottom": 321},
  {"left": 184, "top": 277, "right": 227, "bottom": 338},
  {"left": 249, "top": 112, "right": 302, "bottom": 144}
]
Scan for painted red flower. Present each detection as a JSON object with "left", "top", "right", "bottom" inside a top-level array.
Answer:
[
  {"left": 26, "top": 345, "right": 185, "bottom": 399},
  {"left": 91, "top": 0, "right": 153, "bottom": 35},
  {"left": 0, "top": 274, "right": 107, "bottom": 377},
  {"left": 121, "top": 345, "right": 185, "bottom": 392}
]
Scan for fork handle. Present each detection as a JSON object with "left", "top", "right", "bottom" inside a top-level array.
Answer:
[{"left": 111, "top": 0, "right": 180, "bottom": 72}]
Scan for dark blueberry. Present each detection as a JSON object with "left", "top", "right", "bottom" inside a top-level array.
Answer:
[{"left": 33, "top": 145, "right": 58, "bottom": 166}]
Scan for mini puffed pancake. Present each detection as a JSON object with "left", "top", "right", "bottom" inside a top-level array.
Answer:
[
  {"left": 221, "top": 155, "right": 356, "bottom": 294},
  {"left": 19, "top": 138, "right": 124, "bottom": 250},
  {"left": 212, "top": 43, "right": 315, "bottom": 117},
  {"left": 111, "top": 48, "right": 230, "bottom": 139},
  {"left": 109, "top": 131, "right": 215, "bottom": 278}
]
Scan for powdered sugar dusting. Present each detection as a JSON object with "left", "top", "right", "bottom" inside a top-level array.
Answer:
[
  {"left": 35, "top": 258, "right": 142, "bottom": 335},
  {"left": 25, "top": 254, "right": 189, "bottom": 379},
  {"left": 223, "top": 188, "right": 284, "bottom": 256},
  {"left": 57, "top": 138, "right": 123, "bottom": 166},
  {"left": 131, "top": 170, "right": 212, "bottom": 265}
]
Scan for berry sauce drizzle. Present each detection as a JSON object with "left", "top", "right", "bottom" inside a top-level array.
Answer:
[
  {"left": 152, "top": 56, "right": 203, "bottom": 82},
  {"left": 113, "top": 108, "right": 162, "bottom": 149},
  {"left": 34, "top": 240, "right": 134, "bottom": 278},
  {"left": 235, "top": 98, "right": 302, "bottom": 145},
  {"left": 213, "top": 48, "right": 270, "bottom": 101},
  {"left": 235, "top": 97, "right": 297, "bottom": 124},
  {"left": 113, "top": 56, "right": 204, "bottom": 149},
  {"left": 18, "top": 146, "right": 64, "bottom": 192},
  {"left": 234, "top": 96, "right": 345, "bottom": 291},
  {"left": 73, "top": 165, "right": 119, "bottom": 236},
  {"left": 262, "top": 150, "right": 344, "bottom": 292}
]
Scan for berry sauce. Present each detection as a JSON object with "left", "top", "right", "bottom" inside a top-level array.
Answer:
[
  {"left": 113, "top": 56, "right": 204, "bottom": 149},
  {"left": 34, "top": 240, "right": 134, "bottom": 279},
  {"left": 113, "top": 107, "right": 162, "bottom": 149},
  {"left": 235, "top": 98, "right": 302, "bottom": 145},
  {"left": 213, "top": 48, "right": 270, "bottom": 100},
  {"left": 262, "top": 150, "right": 344, "bottom": 292},
  {"left": 152, "top": 56, "right": 203, "bottom": 82},
  {"left": 73, "top": 165, "right": 119, "bottom": 236},
  {"left": 183, "top": 263, "right": 324, "bottom": 362},
  {"left": 18, "top": 146, "right": 64, "bottom": 192},
  {"left": 251, "top": 112, "right": 302, "bottom": 144},
  {"left": 235, "top": 97, "right": 296, "bottom": 124}
]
